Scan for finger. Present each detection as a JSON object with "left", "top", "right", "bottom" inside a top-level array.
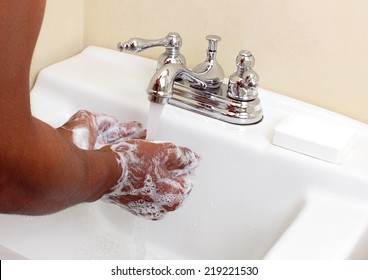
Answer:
[
  {"left": 60, "top": 110, "right": 94, "bottom": 130},
  {"left": 164, "top": 145, "right": 201, "bottom": 171},
  {"left": 150, "top": 163, "right": 195, "bottom": 209},
  {"left": 99, "top": 121, "right": 145, "bottom": 144},
  {"left": 115, "top": 121, "right": 145, "bottom": 139},
  {"left": 123, "top": 127, "right": 147, "bottom": 140},
  {"left": 94, "top": 113, "right": 119, "bottom": 132}
]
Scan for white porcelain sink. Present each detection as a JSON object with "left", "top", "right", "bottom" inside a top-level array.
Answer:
[{"left": 1, "top": 46, "right": 368, "bottom": 259}]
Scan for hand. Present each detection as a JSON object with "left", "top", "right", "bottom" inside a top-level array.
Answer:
[
  {"left": 102, "top": 140, "right": 201, "bottom": 220},
  {"left": 58, "top": 110, "right": 146, "bottom": 150}
]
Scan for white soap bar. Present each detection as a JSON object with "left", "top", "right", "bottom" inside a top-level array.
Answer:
[{"left": 272, "top": 113, "right": 356, "bottom": 163}]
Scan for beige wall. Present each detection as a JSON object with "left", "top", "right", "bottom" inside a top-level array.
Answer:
[
  {"left": 31, "top": 0, "right": 84, "bottom": 85},
  {"left": 33, "top": 0, "right": 368, "bottom": 124}
]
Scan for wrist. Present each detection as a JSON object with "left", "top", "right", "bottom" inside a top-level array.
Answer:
[
  {"left": 100, "top": 145, "right": 129, "bottom": 199},
  {"left": 82, "top": 147, "right": 124, "bottom": 202}
]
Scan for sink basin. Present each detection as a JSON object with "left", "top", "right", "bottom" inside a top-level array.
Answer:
[{"left": 1, "top": 46, "right": 368, "bottom": 259}]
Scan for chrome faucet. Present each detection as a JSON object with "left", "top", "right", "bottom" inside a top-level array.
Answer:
[{"left": 117, "top": 32, "right": 263, "bottom": 125}]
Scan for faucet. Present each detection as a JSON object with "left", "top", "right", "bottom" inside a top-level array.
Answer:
[{"left": 117, "top": 32, "right": 263, "bottom": 125}]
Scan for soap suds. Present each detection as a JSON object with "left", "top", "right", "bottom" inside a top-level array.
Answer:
[
  {"left": 95, "top": 121, "right": 146, "bottom": 149},
  {"left": 61, "top": 111, "right": 199, "bottom": 220},
  {"left": 102, "top": 141, "right": 200, "bottom": 220},
  {"left": 60, "top": 110, "right": 145, "bottom": 150},
  {"left": 72, "top": 127, "right": 91, "bottom": 150}
]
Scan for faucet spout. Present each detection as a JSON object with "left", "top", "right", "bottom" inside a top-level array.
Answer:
[{"left": 147, "top": 63, "right": 207, "bottom": 104}]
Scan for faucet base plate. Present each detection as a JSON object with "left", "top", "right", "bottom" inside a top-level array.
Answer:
[{"left": 169, "top": 81, "right": 263, "bottom": 125}]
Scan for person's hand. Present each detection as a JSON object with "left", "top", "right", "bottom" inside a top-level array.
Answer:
[
  {"left": 102, "top": 140, "right": 201, "bottom": 220},
  {"left": 57, "top": 110, "right": 146, "bottom": 150}
]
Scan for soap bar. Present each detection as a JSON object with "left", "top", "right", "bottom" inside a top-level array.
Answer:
[{"left": 272, "top": 113, "right": 356, "bottom": 163}]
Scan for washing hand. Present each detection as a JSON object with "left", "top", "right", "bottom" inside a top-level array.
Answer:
[
  {"left": 58, "top": 110, "right": 146, "bottom": 149},
  {"left": 59, "top": 110, "right": 200, "bottom": 220},
  {"left": 102, "top": 140, "right": 201, "bottom": 220}
]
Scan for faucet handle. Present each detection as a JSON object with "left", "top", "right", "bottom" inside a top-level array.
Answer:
[
  {"left": 227, "top": 50, "right": 259, "bottom": 101},
  {"left": 235, "top": 50, "right": 255, "bottom": 72},
  {"left": 117, "top": 32, "right": 182, "bottom": 52},
  {"left": 117, "top": 32, "right": 186, "bottom": 67}
]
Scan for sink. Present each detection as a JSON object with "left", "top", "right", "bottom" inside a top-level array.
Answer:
[{"left": 1, "top": 46, "right": 368, "bottom": 259}]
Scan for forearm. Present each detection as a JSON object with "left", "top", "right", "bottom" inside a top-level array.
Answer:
[
  {"left": 0, "top": 117, "right": 121, "bottom": 215},
  {"left": 0, "top": 1, "right": 122, "bottom": 215},
  {"left": 0, "top": 0, "right": 200, "bottom": 220}
]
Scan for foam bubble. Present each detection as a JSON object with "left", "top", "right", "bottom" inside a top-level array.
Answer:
[
  {"left": 61, "top": 111, "right": 146, "bottom": 150},
  {"left": 102, "top": 141, "right": 199, "bottom": 220},
  {"left": 94, "top": 121, "right": 145, "bottom": 149},
  {"left": 72, "top": 127, "right": 91, "bottom": 150}
]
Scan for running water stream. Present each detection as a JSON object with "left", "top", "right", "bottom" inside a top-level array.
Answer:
[
  {"left": 146, "top": 103, "right": 165, "bottom": 140},
  {"left": 129, "top": 102, "right": 165, "bottom": 259}
]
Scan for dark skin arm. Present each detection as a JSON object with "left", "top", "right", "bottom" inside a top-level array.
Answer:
[
  {"left": 0, "top": 0, "right": 200, "bottom": 219},
  {"left": 0, "top": 0, "right": 120, "bottom": 215}
]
